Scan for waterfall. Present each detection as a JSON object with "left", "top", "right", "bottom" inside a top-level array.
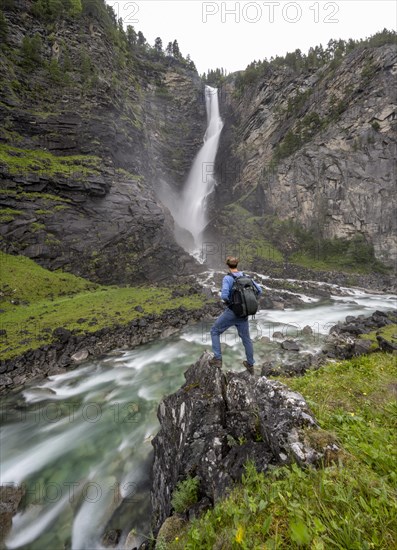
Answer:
[{"left": 173, "top": 85, "right": 223, "bottom": 254}]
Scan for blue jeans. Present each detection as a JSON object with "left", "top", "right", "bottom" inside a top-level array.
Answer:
[{"left": 210, "top": 308, "right": 255, "bottom": 365}]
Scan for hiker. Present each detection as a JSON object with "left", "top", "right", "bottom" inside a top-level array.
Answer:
[{"left": 209, "top": 256, "right": 262, "bottom": 374}]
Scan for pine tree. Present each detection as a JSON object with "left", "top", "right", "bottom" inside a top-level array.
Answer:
[
  {"left": 165, "top": 41, "right": 173, "bottom": 56},
  {"left": 172, "top": 39, "right": 181, "bottom": 59},
  {"left": 126, "top": 25, "right": 137, "bottom": 47},
  {"left": 137, "top": 30, "right": 146, "bottom": 47},
  {"left": 186, "top": 54, "right": 196, "bottom": 72},
  {"left": 154, "top": 36, "right": 163, "bottom": 54}
]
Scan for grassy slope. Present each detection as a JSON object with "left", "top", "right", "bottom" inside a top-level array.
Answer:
[
  {"left": 0, "top": 252, "right": 210, "bottom": 360},
  {"left": 166, "top": 353, "right": 397, "bottom": 549}
]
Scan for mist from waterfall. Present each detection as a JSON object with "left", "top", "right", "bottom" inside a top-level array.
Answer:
[{"left": 160, "top": 86, "right": 223, "bottom": 258}]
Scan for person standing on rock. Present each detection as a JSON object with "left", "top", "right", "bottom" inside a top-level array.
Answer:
[{"left": 209, "top": 256, "right": 262, "bottom": 374}]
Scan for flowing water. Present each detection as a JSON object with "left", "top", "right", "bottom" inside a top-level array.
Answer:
[
  {"left": 1, "top": 272, "right": 396, "bottom": 549},
  {"left": 158, "top": 86, "right": 223, "bottom": 255}
]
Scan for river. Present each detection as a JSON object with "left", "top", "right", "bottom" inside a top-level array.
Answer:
[{"left": 1, "top": 271, "right": 396, "bottom": 549}]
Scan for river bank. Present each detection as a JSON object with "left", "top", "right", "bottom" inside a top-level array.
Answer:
[
  {"left": 0, "top": 302, "right": 222, "bottom": 396},
  {"left": 0, "top": 275, "right": 396, "bottom": 549}
]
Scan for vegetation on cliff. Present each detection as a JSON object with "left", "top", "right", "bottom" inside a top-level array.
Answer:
[
  {"left": 165, "top": 353, "right": 397, "bottom": 549},
  {"left": 233, "top": 28, "right": 397, "bottom": 95},
  {"left": 213, "top": 204, "right": 390, "bottom": 275},
  {"left": 0, "top": 0, "right": 205, "bottom": 283}
]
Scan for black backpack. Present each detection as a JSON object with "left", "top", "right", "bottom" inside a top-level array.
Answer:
[{"left": 228, "top": 273, "right": 259, "bottom": 317}]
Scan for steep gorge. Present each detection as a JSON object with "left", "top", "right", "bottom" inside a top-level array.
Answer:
[
  {"left": 1, "top": 4, "right": 396, "bottom": 284},
  {"left": 211, "top": 41, "right": 397, "bottom": 270}
]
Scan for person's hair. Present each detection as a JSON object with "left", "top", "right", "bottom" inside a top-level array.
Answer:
[{"left": 226, "top": 256, "right": 239, "bottom": 268}]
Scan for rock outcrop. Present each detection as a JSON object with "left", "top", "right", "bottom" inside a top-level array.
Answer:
[
  {"left": 261, "top": 309, "right": 397, "bottom": 378},
  {"left": 212, "top": 43, "right": 397, "bottom": 267},
  {"left": 151, "top": 352, "right": 339, "bottom": 535},
  {"left": 0, "top": 484, "right": 24, "bottom": 547}
]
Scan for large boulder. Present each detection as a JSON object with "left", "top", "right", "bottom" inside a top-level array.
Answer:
[{"left": 151, "top": 352, "right": 339, "bottom": 534}]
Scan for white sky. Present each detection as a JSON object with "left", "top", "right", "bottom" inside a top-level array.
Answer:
[{"left": 106, "top": 0, "right": 397, "bottom": 74}]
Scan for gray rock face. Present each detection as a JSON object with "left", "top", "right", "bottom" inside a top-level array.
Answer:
[
  {"left": 151, "top": 351, "right": 339, "bottom": 534},
  {"left": 215, "top": 44, "right": 397, "bottom": 266},
  {"left": 0, "top": 8, "right": 206, "bottom": 283}
]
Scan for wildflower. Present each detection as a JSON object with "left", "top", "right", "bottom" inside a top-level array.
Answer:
[{"left": 235, "top": 525, "right": 244, "bottom": 544}]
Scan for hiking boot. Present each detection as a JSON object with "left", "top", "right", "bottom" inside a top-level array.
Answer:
[
  {"left": 209, "top": 357, "right": 222, "bottom": 369},
  {"left": 243, "top": 361, "right": 254, "bottom": 375}
]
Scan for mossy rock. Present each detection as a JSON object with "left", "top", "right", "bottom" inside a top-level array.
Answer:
[{"left": 156, "top": 515, "right": 186, "bottom": 545}]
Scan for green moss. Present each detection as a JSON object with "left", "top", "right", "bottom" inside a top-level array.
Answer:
[
  {"left": 30, "top": 222, "right": 46, "bottom": 232},
  {"left": 35, "top": 209, "right": 53, "bottom": 215},
  {"left": 0, "top": 252, "right": 211, "bottom": 360},
  {"left": 0, "top": 207, "right": 23, "bottom": 222},
  {"left": 169, "top": 354, "right": 397, "bottom": 549},
  {"left": 0, "top": 144, "right": 102, "bottom": 178}
]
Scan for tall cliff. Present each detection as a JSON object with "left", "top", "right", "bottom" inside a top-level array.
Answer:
[
  {"left": 211, "top": 39, "right": 397, "bottom": 270},
  {"left": 0, "top": 0, "right": 206, "bottom": 283}
]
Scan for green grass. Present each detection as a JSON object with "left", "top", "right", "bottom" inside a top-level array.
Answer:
[
  {"left": 166, "top": 354, "right": 397, "bottom": 549},
  {"left": 290, "top": 251, "right": 387, "bottom": 275},
  {"left": 0, "top": 143, "right": 102, "bottom": 178},
  {"left": 359, "top": 324, "right": 397, "bottom": 351},
  {"left": 0, "top": 252, "right": 210, "bottom": 360},
  {"left": 0, "top": 189, "right": 72, "bottom": 203}
]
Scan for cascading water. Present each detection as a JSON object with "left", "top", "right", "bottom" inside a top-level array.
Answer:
[{"left": 172, "top": 85, "right": 223, "bottom": 255}]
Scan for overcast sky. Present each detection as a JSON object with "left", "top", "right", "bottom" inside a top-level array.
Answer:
[{"left": 107, "top": 0, "right": 397, "bottom": 74}]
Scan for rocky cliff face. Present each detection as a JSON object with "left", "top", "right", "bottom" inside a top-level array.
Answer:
[
  {"left": 151, "top": 352, "right": 340, "bottom": 535},
  {"left": 213, "top": 44, "right": 397, "bottom": 267},
  {"left": 0, "top": 2, "right": 206, "bottom": 282}
]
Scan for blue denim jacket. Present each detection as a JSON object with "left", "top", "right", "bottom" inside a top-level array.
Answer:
[{"left": 221, "top": 271, "right": 262, "bottom": 302}]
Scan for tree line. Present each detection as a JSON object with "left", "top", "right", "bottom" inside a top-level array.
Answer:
[
  {"left": 0, "top": 0, "right": 197, "bottom": 72},
  {"left": 234, "top": 29, "right": 397, "bottom": 94}
]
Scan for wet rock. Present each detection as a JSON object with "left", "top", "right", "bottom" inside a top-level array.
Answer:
[
  {"left": 0, "top": 484, "right": 25, "bottom": 544},
  {"left": 272, "top": 331, "right": 284, "bottom": 339},
  {"left": 302, "top": 325, "right": 313, "bottom": 336},
  {"left": 102, "top": 529, "right": 122, "bottom": 547},
  {"left": 71, "top": 349, "right": 89, "bottom": 362},
  {"left": 281, "top": 340, "right": 300, "bottom": 352}
]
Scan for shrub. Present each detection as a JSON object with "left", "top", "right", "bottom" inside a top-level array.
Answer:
[
  {"left": 20, "top": 33, "right": 42, "bottom": 69},
  {"left": 171, "top": 477, "right": 200, "bottom": 514}
]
